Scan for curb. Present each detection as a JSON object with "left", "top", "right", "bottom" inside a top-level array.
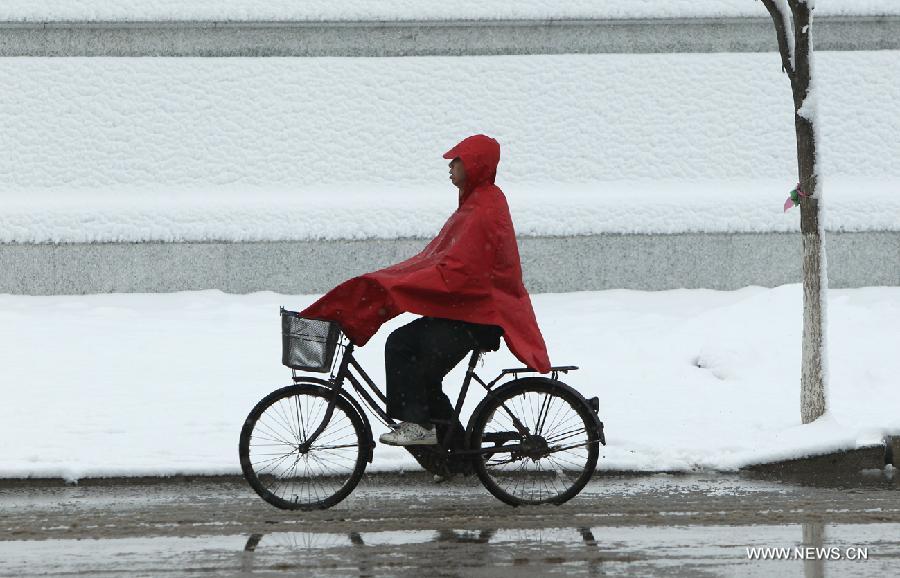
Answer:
[
  {"left": 3, "top": 440, "right": 897, "bottom": 488},
  {"left": 740, "top": 438, "right": 897, "bottom": 486},
  {"left": 0, "top": 469, "right": 688, "bottom": 488}
]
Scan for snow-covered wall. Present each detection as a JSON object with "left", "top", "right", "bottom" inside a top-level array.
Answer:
[
  {"left": 2, "top": 181, "right": 899, "bottom": 244},
  {"left": 5, "top": 52, "right": 897, "bottom": 191},
  {"left": 1, "top": 0, "right": 897, "bottom": 22},
  {"left": 1, "top": 51, "right": 898, "bottom": 243}
]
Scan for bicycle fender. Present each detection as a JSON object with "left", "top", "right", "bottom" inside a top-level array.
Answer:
[
  {"left": 466, "top": 376, "right": 606, "bottom": 446},
  {"left": 284, "top": 378, "right": 376, "bottom": 463}
]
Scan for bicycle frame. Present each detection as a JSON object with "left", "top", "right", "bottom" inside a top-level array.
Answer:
[{"left": 295, "top": 339, "right": 582, "bottom": 457}]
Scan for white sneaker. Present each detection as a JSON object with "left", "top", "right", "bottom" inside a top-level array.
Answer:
[{"left": 379, "top": 422, "right": 438, "bottom": 446}]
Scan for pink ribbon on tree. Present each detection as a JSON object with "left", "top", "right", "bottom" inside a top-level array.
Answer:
[{"left": 783, "top": 183, "right": 810, "bottom": 212}]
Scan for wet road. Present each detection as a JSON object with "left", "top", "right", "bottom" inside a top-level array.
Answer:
[{"left": 2, "top": 472, "right": 899, "bottom": 576}]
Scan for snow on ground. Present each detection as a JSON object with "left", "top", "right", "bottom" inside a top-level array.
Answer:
[
  {"left": 2, "top": 51, "right": 898, "bottom": 242},
  {"left": 2, "top": 179, "right": 898, "bottom": 243},
  {"left": 0, "top": 0, "right": 897, "bottom": 22},
  {"left": 1, "top": 286, "right": 897, "bottom": 481}
]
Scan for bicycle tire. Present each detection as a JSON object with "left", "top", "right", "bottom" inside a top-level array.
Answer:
[
  {"left": 239, "top": 383, "right": 368, "bottom": 510},
  {"left": 469, "top": 378, "right": 600, "bottom": 506}
]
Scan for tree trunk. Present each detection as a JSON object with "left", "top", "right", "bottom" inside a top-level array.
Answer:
[
  {"left": 762, "top": 0, "right": 828, "bottom": 424},
  {"left": 800, "top": 209, "right": 827, "bottom": 424},
  {"left": 791, "top": 3, "right": 827, "bottom": 425}
]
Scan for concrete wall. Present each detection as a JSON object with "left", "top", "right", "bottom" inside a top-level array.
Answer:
[
  {"left": 1, "top": 16, "right": 898, "bottom": 57},
  {"left": 2, "top": 232, "right": 897, "bottom": 295}
]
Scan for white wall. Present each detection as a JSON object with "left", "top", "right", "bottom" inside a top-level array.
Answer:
[
  {"left": 1, "top": 51, "right": 898, "bottom": 241},
  {"left": 2, "top": 52, "right": 899, "bottom": 193}
]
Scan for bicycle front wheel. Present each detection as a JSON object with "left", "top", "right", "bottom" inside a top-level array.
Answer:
[
  {"left": 239, "top": 384, "right": 367, "bottom": 510},
  {"left": 469, "top": 378, "right": 600, "bottom": 506}
]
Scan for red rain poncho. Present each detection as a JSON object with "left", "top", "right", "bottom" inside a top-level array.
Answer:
[{"left": 300, "top": 134, "right": 551, "bottom": 372}]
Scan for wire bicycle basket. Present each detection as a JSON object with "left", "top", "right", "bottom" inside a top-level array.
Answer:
[{"left": 280, "top": 308, "right": 342, "bottom": 373}]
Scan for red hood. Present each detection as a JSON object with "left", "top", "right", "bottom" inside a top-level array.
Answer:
[{"left": 443, "top": 134, "right": 500, "bottom": 205}]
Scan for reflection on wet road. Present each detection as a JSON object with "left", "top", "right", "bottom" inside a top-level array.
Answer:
[
  {"left": 1, "top": 473, "right": 899, "bottom": 576},
  {"left": 2, "top": 523, "right": 899, "bottom": 576}
]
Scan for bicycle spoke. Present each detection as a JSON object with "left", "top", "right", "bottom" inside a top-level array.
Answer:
[
  {"left": 535, "top": 393, "right": 552, "bottom": 436},
  {"left": 255, "top": 416, "right": 297, "bottom": 448},
  {"left": 255, "top": 451, "right": 295, "bottom": 476},
  {"left": 312, "top": 443, "right": 359, "bottom": 451},
  {"left": 294, "top": 395, "right": 305, "bottom": 443},
  {"left": 543, "top": 425, "right": 589, "bottom": 445},
  {"left": 272, "top": 399, "right": 300, "bottom": 443},
  {"left": 544, "top": 452, "right": 586, "bottom": 471},
  {"left": 541, "top": 399, "right": 572, "bottom": 440},
  {"left": 548, "top": 440, "right": 596, "bottom": 454}
]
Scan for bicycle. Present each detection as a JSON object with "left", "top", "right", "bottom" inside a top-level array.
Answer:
[{"left": 238, "top": 309, "right": 606, "bottom": 510}]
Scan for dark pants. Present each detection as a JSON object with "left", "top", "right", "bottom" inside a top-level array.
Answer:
[{"left": 385, "top": 317, "right": 501, "bottom": 435}]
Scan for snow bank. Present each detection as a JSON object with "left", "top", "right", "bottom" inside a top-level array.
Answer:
[
  {"left": 1, "top": 179, "right": 897, "bottom": 243},
  {"left": 0, "top": 286, "right": 897, "bottom": 480},
  {"left": 0, "top": 0, "right": 897, "bottom": 22},
  {"left": 1, "top": 51, "right": 898, "bottom": 242}
]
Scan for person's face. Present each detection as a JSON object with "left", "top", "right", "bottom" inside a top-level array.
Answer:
[{"left": 448, "top": 157, "right": 466, "bottom": 189}]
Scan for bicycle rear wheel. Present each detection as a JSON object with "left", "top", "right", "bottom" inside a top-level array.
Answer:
[
  {"left": 239, "top": 384, "right": 367, "bottom": 510},
  {"left": 469, "top": 378, "right": 600, "bottom": 506}
]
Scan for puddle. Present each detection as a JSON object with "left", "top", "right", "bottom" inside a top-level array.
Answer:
[{"left": 2, "top": 523, "right": 899, "bottom": 577}]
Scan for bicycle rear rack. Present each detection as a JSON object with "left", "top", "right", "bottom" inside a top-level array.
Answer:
[{"left": 491, "top": 365, "right": 579, "bottom": 385}]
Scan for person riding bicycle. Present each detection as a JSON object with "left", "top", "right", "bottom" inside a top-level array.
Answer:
[{"left": 300, "top": 134, "right": 551, "bottom": 446}]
